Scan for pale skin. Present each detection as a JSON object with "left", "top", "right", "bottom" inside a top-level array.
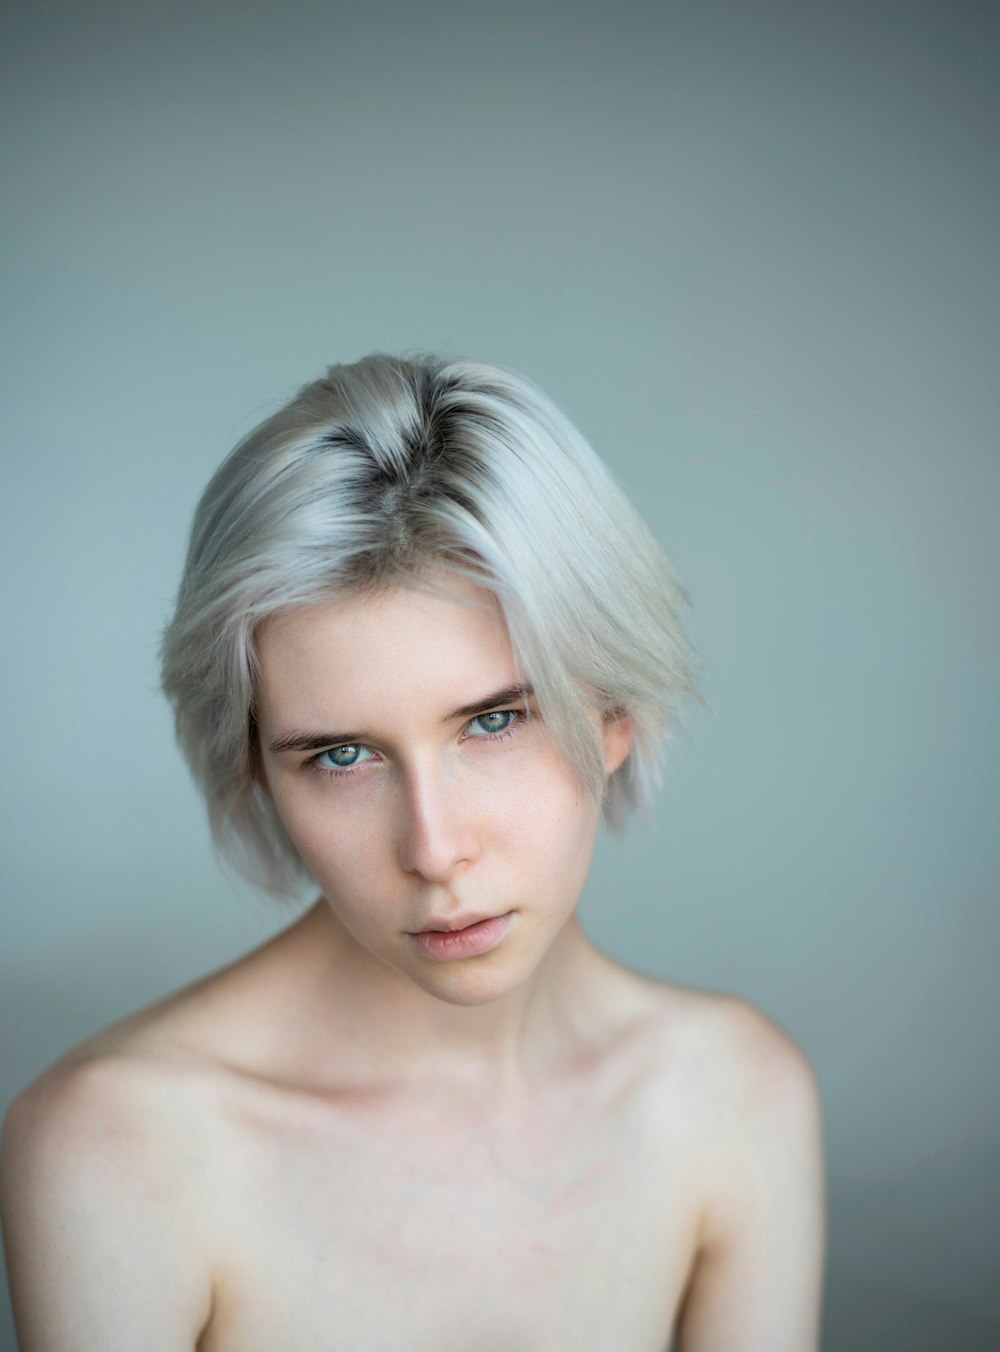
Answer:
[{"left": 1, "top": 575, "right": 826, "bottom": 1351}]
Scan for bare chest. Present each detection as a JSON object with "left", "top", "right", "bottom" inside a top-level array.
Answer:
[{"left": 199, "top": 1086, "right": 703, "bottom": 1352}]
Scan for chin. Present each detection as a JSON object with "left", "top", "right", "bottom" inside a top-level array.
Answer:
[{"left": 402, "top": 953, "right": 533, "bottom": 1008}]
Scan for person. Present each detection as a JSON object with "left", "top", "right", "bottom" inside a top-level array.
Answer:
[{"left": 1, "top": 353, "right": 825, "bottom": 1349}]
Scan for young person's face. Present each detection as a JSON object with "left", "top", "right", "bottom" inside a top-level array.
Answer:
[{"left": 254, "top": 575, "right": 632, "bottom": 1007}]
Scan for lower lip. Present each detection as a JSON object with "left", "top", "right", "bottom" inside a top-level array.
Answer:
[{"left": 409, "top": 912, "right": 515, "bottom": 962}]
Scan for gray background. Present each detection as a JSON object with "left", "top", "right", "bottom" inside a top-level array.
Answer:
[{"left": 2, "top": 1, "right": 998, "bottom": 1348}]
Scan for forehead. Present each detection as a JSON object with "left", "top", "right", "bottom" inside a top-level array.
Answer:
[{"left": 254, "top": 576, "right": 519, "bottom": 727}]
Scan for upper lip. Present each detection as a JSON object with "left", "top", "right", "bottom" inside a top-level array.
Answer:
[{"left": 412, "top": 911, "right": 506, "bottom": 934}]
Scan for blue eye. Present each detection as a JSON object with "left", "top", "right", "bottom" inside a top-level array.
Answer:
[
  {"left": 315, "top": 744, "right": 373, "bottom": 771},
  {"left": 468, "top": 710, "right": 518, "bottom": 736}
]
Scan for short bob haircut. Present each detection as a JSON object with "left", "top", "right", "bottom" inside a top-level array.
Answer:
[{"left": 161, "top": 353, "right": 699, "bottom": 898}]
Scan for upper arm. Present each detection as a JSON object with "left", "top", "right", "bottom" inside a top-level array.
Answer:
[
  {"left": 675, "top": 1000, "right": 826, "bottom": 1352},
  {"left": 1, "top": 1057, "right": 216, "bottom": 1351}
]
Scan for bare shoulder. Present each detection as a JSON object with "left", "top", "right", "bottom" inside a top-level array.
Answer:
[
  {"left": 2, "top": 1049, "right": 198, "bottom": 1242},
  {"left": 686, "top": 988, "right": 818, "bottom": 1105},
  {"left": 1, "top": 930, "right": 283, "bottom": 1195},
  {"left": 1, "top": 1046, "right": 222, "bottom": 1349},
  {"left": 621, "top": 972, "right": 820, "bottom": 1116},
  {"left": 612, "top": 970, "right": 824, "bottom": 1218},
  {"left": 1, "top": 910, "right": 309, "bottom": 1262},
  {"left": 684, "top": 988, "right": 825, "bottom": 1192},
  {"left": 617, "top": 979, "right": 826, "bottom": 1348},
  {"left": 0, "top": 935, "right": 283, "bottom": 1352},
  {"left": 3, "top": 1033, "right": 215, "bottom": 1167}
]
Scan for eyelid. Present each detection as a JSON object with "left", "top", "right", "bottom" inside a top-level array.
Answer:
[
  {"left": 308, "top": 742, "right": 378, "bottom": 774},
  {"left": 461, "top": 707, "right": 527, "bottom": 738},
  {"left": 306, "top": 706, "right": 530, "bottom": 778}
]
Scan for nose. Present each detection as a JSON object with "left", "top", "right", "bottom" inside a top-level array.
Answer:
[{"left": 395, "top": 764, "right": 479, "bottom": 883}]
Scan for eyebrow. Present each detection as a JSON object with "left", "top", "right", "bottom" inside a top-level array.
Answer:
[{"left": 266, "top": 683, "right": 534, "bottom": 754}]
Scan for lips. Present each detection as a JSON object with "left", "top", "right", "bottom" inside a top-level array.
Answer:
[
  {"left": 412, "top": 912, "right": 499, "bottom": 934},
  {"left": 408, "top": 911, "right": 515, "bottom": 961}
]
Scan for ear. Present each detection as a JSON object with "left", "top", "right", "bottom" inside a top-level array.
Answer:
[{"left": 601, "top": 707, "right": 635, "bottom": 776}]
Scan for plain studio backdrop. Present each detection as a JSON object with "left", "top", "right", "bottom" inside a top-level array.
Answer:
[{"left": 1, "top": 1, "right": 997, "bottom": 1348}]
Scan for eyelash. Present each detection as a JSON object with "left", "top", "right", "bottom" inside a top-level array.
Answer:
[{"left": 306, "top": 709, "right": 527, "bottom": 781}]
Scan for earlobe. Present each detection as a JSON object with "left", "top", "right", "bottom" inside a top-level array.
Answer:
[{"left": 602, "top": 709, "right": 635, "bottom": 776}]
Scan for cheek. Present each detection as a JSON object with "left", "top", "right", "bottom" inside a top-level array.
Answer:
[
  {"left": 489, "top": 753, "right": 600, "bottom": 866},
  {"left": 269, "top": 780, "right": 390, "bottom": 887}
]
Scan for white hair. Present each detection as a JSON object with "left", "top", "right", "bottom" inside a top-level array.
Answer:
[{"left": 161, "top": 353, "right": 699, "bottom": 897}]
